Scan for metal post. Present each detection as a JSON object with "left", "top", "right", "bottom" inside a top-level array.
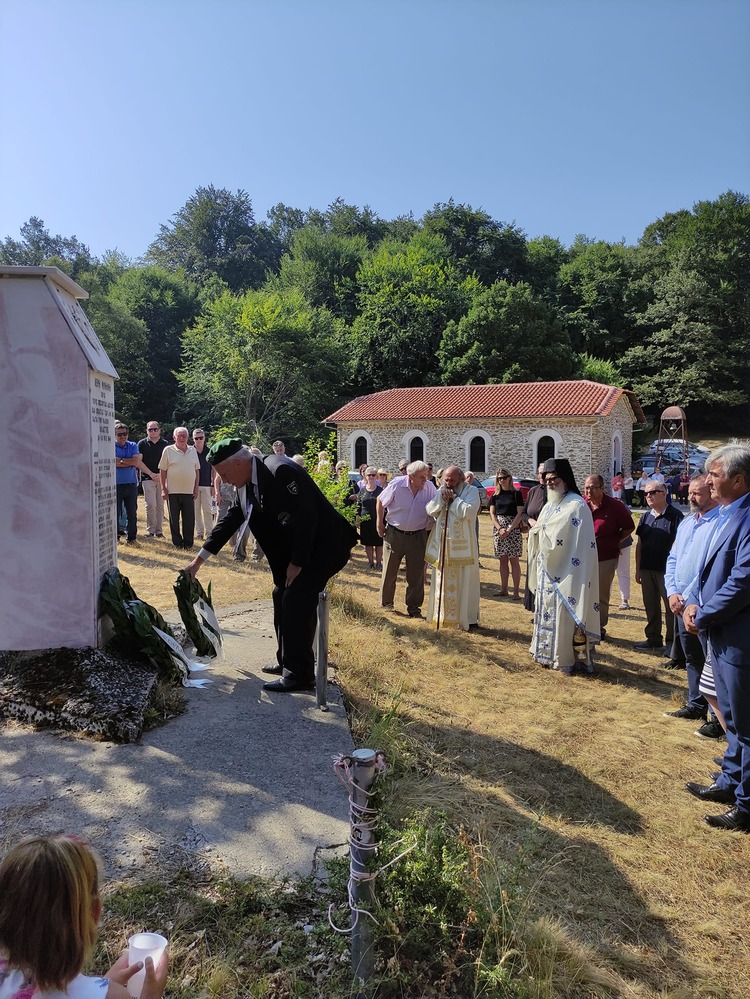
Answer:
[
  {"left": 315, "top": 589, "right": 329, "bottom": 710},
  {"left": 349, "top": 748, "right": 378, "bottom": 995}
]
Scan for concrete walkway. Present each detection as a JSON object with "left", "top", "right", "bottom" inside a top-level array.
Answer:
[{"left": 0, "top": 602, "right": 353, "bottom": 879}]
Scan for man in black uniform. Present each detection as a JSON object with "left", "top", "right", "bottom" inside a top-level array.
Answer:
[{"left": 186, "top": 439, "right": 357, "bottom": 692}]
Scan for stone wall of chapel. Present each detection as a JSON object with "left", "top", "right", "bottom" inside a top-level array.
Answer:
[
  {"left": 337, "top": 407, "right": 634, "bottom": 485},
  {"left": 590, "top": 398, "right": 635, "bottom": 484}
]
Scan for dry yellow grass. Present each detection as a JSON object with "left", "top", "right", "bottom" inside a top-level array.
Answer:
[{"left": 120, "top": 509, "right": 750, "bottom": 998}]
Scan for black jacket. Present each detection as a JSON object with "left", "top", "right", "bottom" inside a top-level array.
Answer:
[{"left": 204, "top": 454, "right": 357, "bottom": 582}]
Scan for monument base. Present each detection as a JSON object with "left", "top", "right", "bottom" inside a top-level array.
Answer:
[{"left": 0, "top": 643, "right": 184, "bottom": 743}]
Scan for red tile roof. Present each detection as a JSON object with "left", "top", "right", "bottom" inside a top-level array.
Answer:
[{"left": 326, "top": 382, "right": 644, "bottom": 423}]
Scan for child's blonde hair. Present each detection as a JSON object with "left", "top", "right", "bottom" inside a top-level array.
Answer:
[{"left": 0, "top": 835, "right": 100, "bottom": 992}]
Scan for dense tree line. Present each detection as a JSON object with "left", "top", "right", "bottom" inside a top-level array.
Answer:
[{"left": 2, "top": 187, "right": 748, "bottom": 446}]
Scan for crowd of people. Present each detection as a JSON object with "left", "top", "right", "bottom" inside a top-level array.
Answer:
[
  {"left": 341, "top": 444, "right": 750, "bottom": 835},
  {"left": 112, "top": 425, "right": 750, "bottom": 834}
]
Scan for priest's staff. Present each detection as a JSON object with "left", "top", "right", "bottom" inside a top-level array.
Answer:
[{"left": 435, "top": 499, "right": 450, "bottom": 632}]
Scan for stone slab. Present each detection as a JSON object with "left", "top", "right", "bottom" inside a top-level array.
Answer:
[{"left": 0, "top": 646, "right": 158, "bottom": 743}]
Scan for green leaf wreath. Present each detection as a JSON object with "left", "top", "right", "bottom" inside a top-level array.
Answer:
[
  {"left": 99, "top": 568, "right": 183, "bottom": 684},
  {"left": 173, "top": 570, "right": 221, "bottom": 658}
]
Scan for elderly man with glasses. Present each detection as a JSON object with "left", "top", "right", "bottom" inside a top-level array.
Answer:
[
  {"left": 137, "top": 421, "right": 169, "bottom": 537},
  {"left": 114, "top": 422, "right": 152, "bottom": 544},
  {"left": 633, "top": 480, "right": 683, "bottom": 652}
]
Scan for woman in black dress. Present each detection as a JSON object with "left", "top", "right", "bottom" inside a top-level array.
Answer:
[
  {"left": 489, "top": 467, "right": 524, "bottom": 597},
  {"left": 504, "top": 464, "right": 547, "bottom": 611},
  {"left": 358, "top": 466, "right": 383, "bottom": 568}
]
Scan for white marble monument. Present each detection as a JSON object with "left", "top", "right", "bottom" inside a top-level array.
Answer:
[{"left": 0, "top": 266, "right": 119, "bottom": 650}]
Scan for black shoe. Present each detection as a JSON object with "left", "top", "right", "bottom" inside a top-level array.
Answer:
[
  {"left": 663, "top": 659, "right": 687, "bottom": 670},
  {"left": 663, "top": 706, "right": 707, "bottom": 720},
  {"left": 704, "top": 806, "right": 750, "bottom": 832},
  {"left": 261, "top": 663, "right": 283, "bottom": 675},
  {"left": 685, "top": 781, "right": 735, "bottom": 804},
  {"left": 709, "top": 770, "right": 722, "bottom": 781},
  {"left": 408, "top": 609, "right": 423, "bottom": 619},
  {"left": 713, "top": 756, "right": 725, "bottom": 766},
  {"left": 263, "top": 676, "right": 315, "bottom": 693},
  {"left": 633, "top": 640, "right": 664, "bottom": 651},
  {"left": 695, "top": 720, "right": 725, "bottom": 740}
]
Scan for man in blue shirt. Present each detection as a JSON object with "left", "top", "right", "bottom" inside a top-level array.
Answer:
[
  {"left": 663, "top": 475, "right": 719, "bottom": 721},
  {"left": 114, "top": 422, "right": 147, "bottom": 544}
]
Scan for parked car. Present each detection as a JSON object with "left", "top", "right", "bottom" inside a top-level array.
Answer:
[
  {"left": 648, "top": 438, "right": 709, "bottom": 455},
  {"left": 482, "top": 476, "right": 536, "bottom": 503},
  {"left": 635, "top": 455, "right": 705, "bottom": 475}
]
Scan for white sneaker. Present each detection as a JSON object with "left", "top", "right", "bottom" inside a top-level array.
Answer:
[{"left": 618, "top": 602, "right": 630, "bottom": 610}]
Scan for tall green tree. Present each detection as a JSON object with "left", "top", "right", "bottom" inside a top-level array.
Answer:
[
  {"left": 273, "top": 227, "right": 368, "bottom": 322},
  {"left": 179, "top": 287, "right": 344, "bottom": 442},
  {"left": 147, "top": 186, "right": 282, "bottom": 293},
  {"left": 349, "top": 233, "right": 477, "bottom": 390},
  {"left": 0, "top": 217, "right": 92, "bottom": 277},
  {"left": 624, "top": 191, "right": 750, "bottom": 417},
  {"left": 422, "top": 201, "right": 528, "bottom": 286},
  {"left": 557, "top": 240, "right": 649, "bottom": 359},
  {"left": 622, "top": 267, "right": 747, "bottom": 410},
  {"left": 84, "top": 296, "right": 151, "bottom": 426},
  {"left": 303, "top": 198, "right": 388, "bottom": 248},
  {"left": 525, "top": 235, "right": 568, "bottom": 299},
  {"left": 438, "top": 280, "right": 572, "bottom": 385},
  {"left": 107, "top": 266, "right": 200, "bottom": 423},
  {"left": 266, "top": 202, "right": 308, "bottom": 253}
]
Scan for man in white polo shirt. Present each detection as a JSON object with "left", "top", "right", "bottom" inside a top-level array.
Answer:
[{"left": 159, "top": 426, "right": 200, "bottom": 549}]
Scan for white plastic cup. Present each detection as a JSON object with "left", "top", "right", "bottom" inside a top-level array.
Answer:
[{"left": 127, "top": 932, "right": 167, "bottom": 998}]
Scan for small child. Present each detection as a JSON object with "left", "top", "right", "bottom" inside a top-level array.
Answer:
[{"left": 0, "top": 835, "right": 168, "bottom": 999}]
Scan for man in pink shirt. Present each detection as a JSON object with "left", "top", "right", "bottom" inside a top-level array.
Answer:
[{"left": 376, "top": 460, "right": 437, "bottom": 618}]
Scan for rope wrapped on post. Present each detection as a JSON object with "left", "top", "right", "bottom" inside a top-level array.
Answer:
[{"left": 329, "top": 751, "right": 417, "bottom": 934}]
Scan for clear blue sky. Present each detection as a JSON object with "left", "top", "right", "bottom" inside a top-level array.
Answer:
[{"left": 1, "top": 0, "right": 748, "bottom": 261}]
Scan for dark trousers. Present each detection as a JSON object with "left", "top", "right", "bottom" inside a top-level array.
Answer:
[
  {"left": 116, "top": 482, "right": 138, "bottom": 541},
  {"left": 597, "top": 557, "right": 618, "bottom": 630},
  {"left": 167, "top": 493, "right": 195, "bottom": 547},
  {"left": 380, "top": 526, "right": 429, "bottom": 613},
  {"left": 675, "top": 614, "right": 708, "bottom": 712},
  {"left": 712, "top": 646, "right": 750, "bottom": 814},
  {"left": 640, "top": 569, "right": 672, "bottom": 646},
  {"left": 272, "top": 569, "right": 328, "bottom": 682}
]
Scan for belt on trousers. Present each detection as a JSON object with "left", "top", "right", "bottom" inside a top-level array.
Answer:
[{"left": 389, "top": 526, "right": 423, "bottom": 536}]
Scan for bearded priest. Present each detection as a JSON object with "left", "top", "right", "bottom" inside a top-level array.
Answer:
[
  {"left": 425, "top": 465, "right": 481, "bottom": 631},
  {"left": 527, "top": 458, "right": 600, "bottom": 674}
]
